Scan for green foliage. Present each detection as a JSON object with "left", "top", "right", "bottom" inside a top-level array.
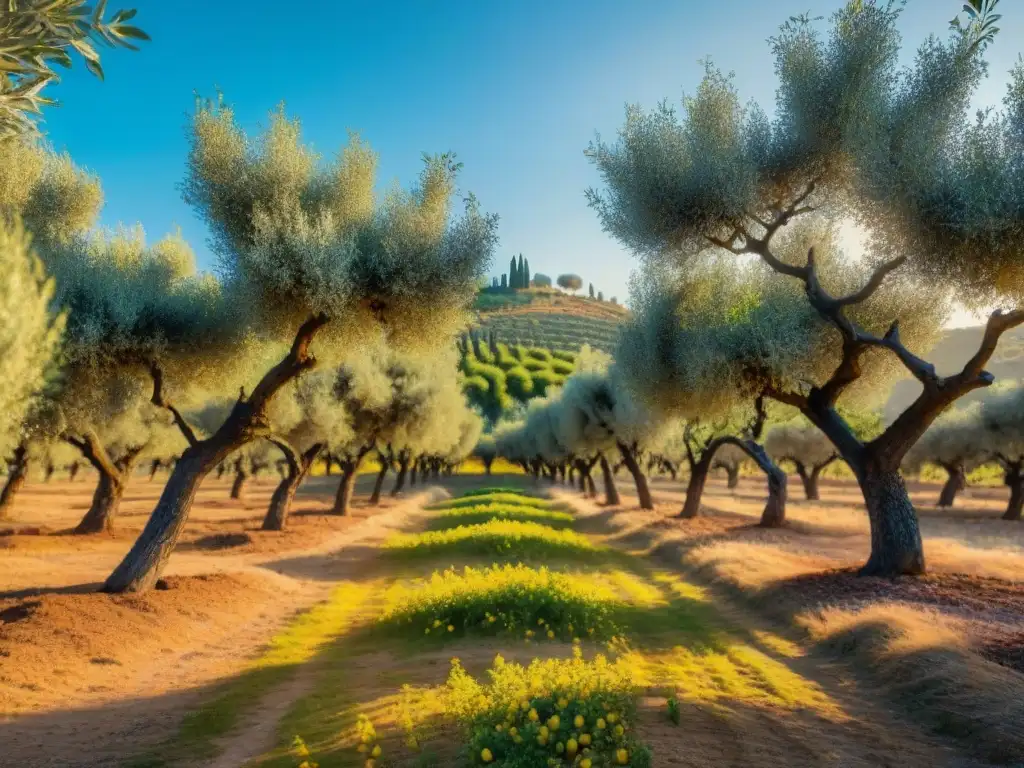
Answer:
[
  {"left": 384, "top": 520, "right": 601, "bottom": 561},
  {"left": 0, "top": 218, "right": 64, "bottom": 455},
  {"left": 429, "top": 492, "right": 562, "bottom": 510},
  {"left": 425, "top": 504, "right": 576, "bottom": 531},
  {"left": 446, "top": 649, "right": 650, "bottom": 767},
  {"left": 380, "top": 563, "right": 625, "bottom": 643},
  {"left": 477, "top": 312, "right": 623, "bottom": 353},
  {"left": 532, "top": 273, "right": 553, "bottom": 288},
  {"left": 666, "top": 697, "right": 681, "bottom": 726},
  {"left": 505, "top": 366, "right": 534, "bottom": 402},
  {"left": 0, "top": 1, "right": 150, "bottom": 137},
  {"left": 557, "top": 274, "right": 584, "bottom": 293},
  {"left": 550, "top": 359, "right": 574, "bottom": 376}
]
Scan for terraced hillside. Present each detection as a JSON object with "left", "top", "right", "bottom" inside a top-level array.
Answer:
[{"left": 472, "top": 290, "right": 631, "bottom": 353}]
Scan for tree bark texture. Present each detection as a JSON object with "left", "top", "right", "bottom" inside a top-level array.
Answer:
[
  {"left": 1003, "top": 463, "right": 1023, "bottom": 521},
  {"left": 0, "top": 444, "right": 29, "bottom": 520},
  {"left": 262, "top": 442, "right": 323, "bottom": 531},
  {"left": 937, "top": 462, "right": 966, "bottom": 508},
  {"left": 858, "top": 467, "right": 926, "bottom": 575},
  {"left": 599, "top": 455, "right": 620, "bottom": 506},
  {"left": 391, "top": 455, "right": 410, "bottom": 496},
  {"left": 72, "top": 437, "right": 144, "bottom": 535},
  {"left": 230, "top": 457, "right": 249, "bottom": 500},
  {"left": 617, "top": 441, "right": 653, "bottom": 510},
  {"left": 369, "top": 461, "right": 388, "bottom": 505}
]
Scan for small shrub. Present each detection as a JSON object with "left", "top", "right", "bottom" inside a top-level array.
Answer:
[
  {"left": 550, "top": 359, "right": 574, "bottom": 376},
  {"left": 385, "top": 520, "right": 601, "bottom": 561},
  {"left": 445, "top": 648, "right": 651, "bottom": 767},
  {"left": 426, "top": 503, "right": 575, "bottom": 531},
  {"left": 428, "top": 492, "right": 560, "bottom": 510},
  {"left": 380, "top": 564, "right": 625, "bottom": 643}
]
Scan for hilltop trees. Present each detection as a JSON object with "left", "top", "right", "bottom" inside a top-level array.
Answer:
[
  {"left": 586, "top": 1, "right": 1022, "bottom": 574},
  {"left": 97, "top": 100, "right": 496, "bottom": 593},
  {"left": 557, "top": 274, "right": 583, "bottom": 294}
]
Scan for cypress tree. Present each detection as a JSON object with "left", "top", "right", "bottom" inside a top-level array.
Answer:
[
  {"left": 501, "top": 273, "right": 507, "bottom": 289},
  {"left": 509, "top": 256, "right": 519, "bottom": 289},
  {"left": 524, "top": 258, "right": 531, "bottom": 287},
  {"left": 517, "top": 254, "right": 525, "bottom": 288},
  {"left": 589, "top": 282, "right": 595, "bottom": 298}
]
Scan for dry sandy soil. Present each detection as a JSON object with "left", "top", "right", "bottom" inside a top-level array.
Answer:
[{"left": 0, "top": 469, "right": 1021, "bottom": 766}]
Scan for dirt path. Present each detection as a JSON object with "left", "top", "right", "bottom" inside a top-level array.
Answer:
[
  {"left": 0, "top": 488, "right": 448, "bottom": 768},
  {"left": 178, "top": 484, "right": 993, "bottom": 768}
]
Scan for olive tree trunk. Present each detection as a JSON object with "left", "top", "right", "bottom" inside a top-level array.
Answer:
[
  {"left": 262, "top": 441, "right": 324, "bottom": 531},
  {"left": 0, "top": 444, "right": 30, "bottom": 520},
  {"left": 857, "top": 464, "right": 925, "bottom": 574},
  {"left": 1002, "top": 462, "right": 1024, "bottom": 521},
  {"left": 68, "top": 433, "right": 145, "bottom": 535},
  {"left": 599, "top": 455, "right": 620, "bottom": 506},
  {"left": 617, "top": 440, "right": 653, "bottom": 510},
  {"left": 369, "top": 459, "right": 389, "bottom": 505},
  {"left": 937, "top": 461, "right": 966, "bottom": 508},
  {"left": 679, "top": 453, "right": 713, "bottom": 519},
  {"left": 714, "top": 461, "right": 740, "bottom": 489},
  {"left": 332, "top": 453, "right": 367, "bottom": 516},
  {"left": 102, "top": 313, "right": 329, "bottom": 593},
  {"left": 391, "top": 453, "right": 410, "bottom": 496},
  {"left": 68, "top": 461, "right": 81, "bottom": 481},
  {"left": 230, "top": 456, "right": 249, "bottom": 499}
]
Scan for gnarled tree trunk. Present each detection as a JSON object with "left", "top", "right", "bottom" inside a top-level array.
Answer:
[
  {"left": 617, "top": 441, "right": 653, "bottom": 510},
  {"left": 70, "top": 434, "right": 145, "bottom": 535},
  {"left": 679, "top": 454, "right": 712, "bottom": 519},
  {"left": 230, "top": 456, "right": 249, "bottom": 499},
  {"left": 937, "top": 461, "right": 966, "bottom": 508},
  {"left": 262, "top": 441, "right": 323, "bottom": 531},
  {"left": 391, "top": 453, "right": 410, "bottom": 496},
  {"left": 1002, "top": 462, "right": 1024, "bottom": 521},
  {"left": 102, "top": 313, "right": 329, "bottom": 593},
  {"left": 714, "top": 460, "right": 740, "bottom": 489},
  {"left": 599, "top": 455, "right": 620, "bottom": 506},
  {"left": 369, "top": 459, "right": 389, "bottom": 505},
  {"left": 332, "top": 452, "right": 367, "bottom": 517},
  {"left": 0, "top": 444, "right": 30, "bottom": 520},
  {"left": 68, "top": 461, "right": 81, "bottom": 482},
  {"left": 858, "top": 465, "right": 925, "bottom": 575}
]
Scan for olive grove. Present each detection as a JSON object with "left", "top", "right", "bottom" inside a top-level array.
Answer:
[
  {"left": 586, "top": 0, "right": 1022, "bottom": 574},
  {"left": 96, "top": 101, "right": 496, "bottom": 592}
]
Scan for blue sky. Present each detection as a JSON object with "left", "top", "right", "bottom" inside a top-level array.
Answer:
[{"left": 41, "top": 0, "right": 1023, "bottom": 324}]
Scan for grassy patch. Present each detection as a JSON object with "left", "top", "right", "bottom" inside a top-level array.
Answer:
[
  {"left": 385, "top": 520, "right": 603, "bottom": 562},
  {"left": 426, "top": 503, "right": 575, "bottom": 531},
  {"left": 428, "top": 492, "right": 560, "bottom": 511},
  {"left": 379, "top": 564, "right": 626, "bottom": 644},
  {"left": 446, "top": 647, "right": 651, "bottom": 767}
]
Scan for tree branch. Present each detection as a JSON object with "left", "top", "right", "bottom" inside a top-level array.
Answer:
[
  {"left": 835, "top": 256, "right": 907, "bottom": 306},
  {"left": 148, "top": 361, "right": 200, "bottom": 447},
  {"left": 266, "top": 435, "right": 300, "bottom": 477},
  {"left": 248, "top": 312, "right": 330, "bottom": 413}
]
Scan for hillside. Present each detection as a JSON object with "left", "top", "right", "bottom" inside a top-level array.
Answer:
[
  {"left": 472, "top": 289, "right": 631, "bottom": 352},
  {"left": 885, "top": 323, "right": 1024, "bottom": 421}
]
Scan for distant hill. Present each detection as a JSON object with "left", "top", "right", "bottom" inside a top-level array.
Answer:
[
  {"left": 471, "top": 289, "right": 630, "bottom": 353},
  {"left": 884, "top": 324, "right": 1024, "bottom": 421}
]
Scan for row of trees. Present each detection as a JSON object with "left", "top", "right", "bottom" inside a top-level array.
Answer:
[
  {"left": 580, "top": 0, "right": 1023, "bottom": 575},
  {"left": 0, "top": 5, "right": 499, "bottom": 592}
]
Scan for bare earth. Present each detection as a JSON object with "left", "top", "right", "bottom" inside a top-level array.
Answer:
[{"left": 0, "top": 469, "right": 1021, "bottom": 767}]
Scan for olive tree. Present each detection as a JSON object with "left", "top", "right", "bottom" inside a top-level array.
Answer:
[
  {"left": 765, "top": 422, "right": 839, "bottom": 500},
  {"left": 0, "top": 220, "right": 64, "bottom": 509},
  {"left": 980, "top": 386, "right": 1024, "bottom": 520},
  {"left": 712, "top": 444, "right": 748, "bottom": 490},
  {"left": 587, "top": 1, "right": 1021, "bottom": 573},
  {"left": 100, "top": 102, "right": 495, "bottom": 592},
  {"left": 556, "top": 353, "right": 661, "bottom": 509},
  {"left": 903, "top": 405, "right": 988, "bottom": 508}
]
